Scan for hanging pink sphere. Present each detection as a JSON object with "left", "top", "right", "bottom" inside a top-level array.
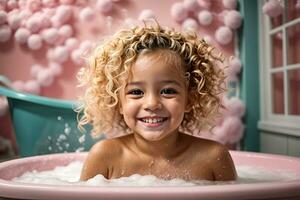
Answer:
[
  {"left": 224, "top": 10, "right": 242, "bottom": 29},
  {"left": 48, "top": 62, "right": 63, "bottom": 76},
  {"left": 42, "top": 0, "right": 56, "bottom": 8},
  {"left": 8, "top": 14, "right": 21, "bottom": 30},
  {"left": 37, "top": 69, "right": 54, "bottom": 87},
  {"left": 65, "top": 37, "right": 79, "bottom": 51},
  {"left": 222, "top": 0, "right": 237, "bottom": 9},
  {"left": 27, "top": 34, "right": 43, "bottom": 50},
  {"left": 12, "top": 80, "right": 25, "bottom": 91},
  {"left": 53, "top": 46, "right": 69, "bottom": 63},
  {"left": 215, "top": 26, "right": 233, "bottom": 45},
  {"left": 59, "top": 0, "right": 75, "bottom": 5},
  {"left": 80, "top": 40, "right": 93, "bottom": 52},
  {"left": 171, "top": 2, "right": 188, "bottom": 22},
  {"left": 138, "top": 9, "right": 155, "bottom": 21},
  {"left": 198, "top": 10, "right": 213, "bottom": 25},
  {"left": 228, "top": 57, "right": 242, "bottom": 75},
  {"left": 58, "top": 24, "right": 73, "bottom": 39},
  {"left": 197, "top": 0, "right": 211, "bottom": 9},
  {"left": 79, "top": 7, "right": 95, "bottom": 22},
  {"left": 0, "top": 25, "right": 12, "bottom": 42},
  {"left": 26, "top": 16, "right": 42, "bottom": 33},
  {"left": 182, "top": 18, "right": 199, "bottom": 32},
  {"left": 41, "top": 28, "right": 59, "bottom": 45},
  {"left": 221, "top": 116, "right": 244, "bottom": 144},
  {"left": 183, "top": 0, "right": 199, "bottom": 12},
  {"left": 55, "top": 5, "right": 73, "bottom": 25},
  {"left": 71, "top": 49, "right": 83, "bottom": 65},
  {"left": 225, "top": 97, "right": 245, "bottom": 118},
  {"left": 96, "top": 0, "right": 113, "bottom": 14},
  {"left": 24, "top": 80, "right": 41, "bottom": 95},
  {"left": 7, "top": 0, "right": 18, "bottom": 10},
  {"left": 262, "top": 0, "right": 283, "bottom": 17},
  {"left": 203, "top": 35, "right": 213, "bottom": 44},
  {"left": 26, "top": 0, "right": 42, "bottom": 12},
  {"left": 30, "top": 64, "right": 43, "bottom": 78},
  {"left": 0, "top": 10, "right": 7, "bottom": 25},
  {"left": 14, "top": 28, "right": 31, "bottom": 44}
]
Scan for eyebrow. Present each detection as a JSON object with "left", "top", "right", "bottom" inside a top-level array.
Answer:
[{"left": 125, "top": 80, "right": 182, "bottom": 88}]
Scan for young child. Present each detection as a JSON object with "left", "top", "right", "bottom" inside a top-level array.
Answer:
[{"left": 77, "top": 22, "right": 237, "bottom": 182}]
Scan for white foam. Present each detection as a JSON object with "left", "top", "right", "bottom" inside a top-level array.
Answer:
[{"left": 12, "top": 161, "right": 298, "bottom": 186}]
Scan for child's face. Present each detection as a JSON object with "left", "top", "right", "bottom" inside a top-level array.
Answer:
[{"left": 119, "top": 50, "right": 189, "bottom": 141}]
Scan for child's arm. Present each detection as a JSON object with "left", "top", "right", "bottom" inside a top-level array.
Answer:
[
  {"left": 80, "top": 140, "right": 112, "bottom": 181},
  {"left": 211, "top": 145, "right": 237, "bottom": 181}
]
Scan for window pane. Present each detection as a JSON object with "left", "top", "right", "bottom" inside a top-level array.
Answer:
[
  {"left": 288, "top": 68, "right": 300, "bottom": 115},
  {"left": 287, "top": 23, "right": 300, "bottom": 65},
  {"left": 271, "top": 32, "right": 283, "bottom": 68},
  {"left": 272, "top": 72, "right": 284, "bottom": 114},
  {"left": 287, "top": 0, "right": 300, "bottom": 22}
]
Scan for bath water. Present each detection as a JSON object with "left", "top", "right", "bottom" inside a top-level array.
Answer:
[{"left": 12, "top": 161, "right": 297, "bottom": 186}]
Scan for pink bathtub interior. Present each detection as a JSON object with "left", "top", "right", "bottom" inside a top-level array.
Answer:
[{"left": 0, "top": 151, "right": 300, "bottom": 200}]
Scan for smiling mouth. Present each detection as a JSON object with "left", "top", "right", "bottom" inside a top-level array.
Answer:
[{"left": 138, "top": 117, "right": 168, "bottom": 124}]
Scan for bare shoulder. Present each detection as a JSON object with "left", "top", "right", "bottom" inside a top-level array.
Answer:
[{"left": 80, "top": 138, "right": 124, "bottom": 181}]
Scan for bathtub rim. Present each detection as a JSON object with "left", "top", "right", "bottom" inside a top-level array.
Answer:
[
  {"left": 0, "top": 86, "right": 77, "bottom": 109},
  {"left": 0, "top": 151, "right": 300, "bottom": 200}
]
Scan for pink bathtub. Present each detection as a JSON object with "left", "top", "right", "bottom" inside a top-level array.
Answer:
[{"left": 0, "top": 151, "right": 300, "bottom": 200}]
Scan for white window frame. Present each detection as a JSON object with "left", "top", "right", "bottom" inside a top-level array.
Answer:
[{"left": 258, "top": 0, "right": 300, "bottom": 137}]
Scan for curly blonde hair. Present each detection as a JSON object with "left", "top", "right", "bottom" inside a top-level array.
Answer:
[{"left": 77, "top": 23, "right": 226, "bottom": 137}]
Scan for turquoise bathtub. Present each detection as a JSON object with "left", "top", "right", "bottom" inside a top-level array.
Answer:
[{"left": 0, "top": 87, "right": 102, "bottom": 157}]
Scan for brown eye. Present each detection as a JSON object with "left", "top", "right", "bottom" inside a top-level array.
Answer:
[
  {"left": 161, "top": 88, "right": 177, "bottom": 95},
  {"left": 127, "top": 89, "right": 144, "bottom": 95}
]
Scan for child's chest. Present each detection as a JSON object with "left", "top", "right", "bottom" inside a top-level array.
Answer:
[{"left": 109, "top": 154, "right": 215, "bottom": 181}]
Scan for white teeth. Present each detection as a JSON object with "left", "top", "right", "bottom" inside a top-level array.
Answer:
[{"left": 141, "top": 118, "right": 165, "bottom": 123}]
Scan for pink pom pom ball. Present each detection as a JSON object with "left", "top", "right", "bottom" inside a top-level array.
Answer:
[
  {"left": 55, "top": 5, "right": 73, "bottom": 24},
  {"left": 41, "top": 28, "right": 58, "bottom": 45},
  {"left": 39, "top": 14, "right": 51, "bottom": 29},
  {"left": 58, "top": 24, "right": 73, "bottom": 38},
  {"left": 30, "top": 64, "right": 43, "bottom": 78},
  {"left": 79, "top": 40, "right": 92, "bottom": 52},
  {"left": 18, "top": 10, "right": 32, "bottom": 21},
  {"left": 183, "top": 0, "right": 199, "bottom": 12},
  {"left": 71, "top": 49, "right": 83, "bottom": 65},
  {"left": 65, "top": 37, "right": 79, "bottom": 51},
  {"left": 27, "top": 34, "right": 43, "bottom": 50},
  {"left": 37, "top": 69, "right": 54, "bottom": 87},
  {"left": 7, "top": 0, "right": 18, "bottom": 11},
  {"left": 203, "top": 35, "right": 213, "bottom": 44},
  {"left": 14, "top": 28, "right": 30, "bottom": 44},
  {"left": 0, "top": 97, "right": 9, "bottom": 117},
  {"left": 171, "top": 2, "right": 188, "bottom": 22},
  {"left": 96, "top": 0, "right": 113, "bottom": 14},
  {"left": 182, "top": 18, "right": 198, "bottom": 32},
  {"left": 59, "top": 0, "right": 75, "bottom": 5},
  {"left": 0, "top": 10, "right": 7, "bottom": 25},
  {"left": 228, "top": 57, "right": 242, "bottom": 75},
  {"left": 8, "top": 14, "right": 21, "bottom": 30},
  {"left": 225, "top": 97, "right": 245, "bottom": 117},
  {"left": 53, "top": 46, "right": 69, "bottom": 63},
  {"left": 224, "top": 10, "right": 242, "bottom": 29},
  {"left": 262, "top": 0, "right": 283, "bottom": 17},
  {"left": 26, "top": 16, "right": 42, "bottom": 33},
  {"left": 221, "top": 116, "right": 244, "bottom": 144},
  {"left": 197, "top": 0, "right": 211, "bottom": 9},
  {"left": 12, "top": 80, "right": 25, "bottom": 91},
  {"left": 42, "top": 0, "right": 56, "bottom": 8},
  {"left": 24, "top": 80, "right": 41, "bottom": 95},
  {"left": 26, "top": 0, "right": 42, "bottom": 12},
  {"left": 215, "top": 26, "right": 233, "bottom": 45},
  {"left": 198, "top": 10, "right": 213, "bottom": 25},
  {"left": 48, "top": 62, "right": 62, "bottom": 76},
  {"left": 138, "top": 9, "right": 155, "bottom": 21},
  {"left": 222, "top": 0, "right": 237, "bottom": 9},
  {"left": 0, "top": 25, "right": 12, "bottom": 42},
  {"left": 79, "top": 7, "right": 95, "bottom": 22}
]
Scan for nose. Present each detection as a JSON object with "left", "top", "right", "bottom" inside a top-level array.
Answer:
[{"left": 143, "top": 93, "right": 162, "bottom": 111}]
